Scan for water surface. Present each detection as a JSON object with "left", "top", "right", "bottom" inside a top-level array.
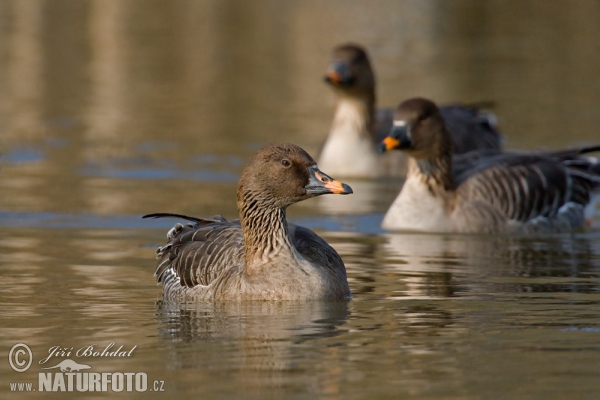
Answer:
[{"left": 1, "top": 1, "right": 600, "bottom": 399}]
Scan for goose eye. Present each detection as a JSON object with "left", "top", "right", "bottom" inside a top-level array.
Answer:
[{"left": 281, "top": 159, "right": 291, "bottom": 168}]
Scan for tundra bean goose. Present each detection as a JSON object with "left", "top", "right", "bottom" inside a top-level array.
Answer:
[
  {"left": 319, "top": 43, "right": 502, "bottom": 178},
  {"left": 379, "top": 98, "right": 600, "bottom": 234},
  {"left": 144, "top": 143, "right": 353, "bottom": 301}
]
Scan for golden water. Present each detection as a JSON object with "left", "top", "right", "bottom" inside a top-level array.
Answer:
[{"left": 1, "top": 1, "right": 600, "bottom": 398}]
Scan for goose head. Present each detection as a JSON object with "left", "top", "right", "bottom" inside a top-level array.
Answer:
[
  {"left": 324, "top": 43, "right": 375, "bottom": 99},
  {"left": 237, "top": 143, "right": 353, "bottom": 210},
  {"left": 378, "top": 98, "right": 452, "bottom": 159}
]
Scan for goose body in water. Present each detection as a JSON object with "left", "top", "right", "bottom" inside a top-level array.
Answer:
[
  {"left": 379, "top": 98, "right": 600, "bottom": 234},
  {"left": 145, "top": 143, "right": 353, "bottom": 301},
  {"left": 319, "top": 43, "right": 502, "bottom": 178}
]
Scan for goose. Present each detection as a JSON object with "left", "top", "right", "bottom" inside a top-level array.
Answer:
[
  {"left": 319, "top": 43, "right": 503, "bottom": 179},
  {"left": 144, "top": 143, "right": 353, "bottom": 301},
  {"left": 378, "top": 97, "right": 600, "bottom": 234}
]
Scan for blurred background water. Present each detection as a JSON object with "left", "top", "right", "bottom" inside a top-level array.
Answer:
[{"left": 1, "top": 1, "right": 600, "bottom": 398}]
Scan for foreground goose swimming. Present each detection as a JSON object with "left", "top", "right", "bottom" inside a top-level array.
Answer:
[
  {"left": 144, "top": 143, "right": 353, "bottom": 301},
  {"left": 379, "top": 98, "right": 600, "bottom": 234},
  {"left": 319, "top": 43, "right": 502, "bottom": 178}
]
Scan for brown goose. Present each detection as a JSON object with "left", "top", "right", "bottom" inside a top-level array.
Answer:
[
  {"left": 379, "top": 98, "right": 600, "bottom": 234},
  {"left": 144, "top": 143, "right": 353, "bottom": 301},
  {"left": 319, "top": 43, "right": 502, "bottom": 178}
]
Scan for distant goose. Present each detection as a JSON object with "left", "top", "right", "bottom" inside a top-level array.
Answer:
[
  {"left": 319, "top": 43, "right": 502, "bottom": 178},
  {"left": 379, "top": 98, "right": 600, "bottom": 234},
  {"left": 144, "top": 143, "right": 353, "bottom": 301}
]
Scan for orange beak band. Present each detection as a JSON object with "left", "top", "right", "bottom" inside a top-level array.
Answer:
[
  {"left": 323, "top": 179, "right": 350, "bottom": 194},
  {"left": 306, "top": 168, "right": 353, "bottom": 196},
  {"left": 382, "top": 137, "right": 401, "bottom": 151},
  {"left": 314, "top": 171, "right": 352, "bottom": 194},
  {"left": 325, "top": 70, "right": 342, "bottom": 85}
]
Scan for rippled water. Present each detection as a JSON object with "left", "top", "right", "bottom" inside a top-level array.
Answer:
[{"left": 1, "top": 1, "right": 600, "bottom": 399}]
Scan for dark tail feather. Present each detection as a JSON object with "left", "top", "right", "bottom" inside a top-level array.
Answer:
[
  {"left": 142, "top": 213, "right": 207, "bottom": 223},
  {"left": 143, "top": 213, "right": 228, "bottom": 225},
  {"left": 578, "top": 145, "right": 600, "bottom": 155},
  {"left": 545, "top": 145, "right": 600, "bottom": 159}
]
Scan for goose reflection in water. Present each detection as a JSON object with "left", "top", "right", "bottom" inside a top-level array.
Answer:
[
  {"left": 380, "top": 231, "right": 600, "bottom": 297},
  {"left": 155, "top": 301, "right": 349, "bottom": 393}
]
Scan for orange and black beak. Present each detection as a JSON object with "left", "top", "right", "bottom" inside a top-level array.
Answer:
[
  {"left": 378, "top": 123, "right": 411, "bottom": 153},
  {"left": 323, "top": 62, "right": 354, "bottom": 87},
  {"left": 305, "top": 165, "right": 353, "bottom": 196}
]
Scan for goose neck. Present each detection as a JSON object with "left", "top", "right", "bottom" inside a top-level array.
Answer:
[
  {"left": 237, "top": 190, "right": 296, "bottom": 266},
  {"left": 409, "top": 153, "right": 456, "bottom": 193},
  {"left": 332, "top": 95, "right": 375, "bottom": 136}
]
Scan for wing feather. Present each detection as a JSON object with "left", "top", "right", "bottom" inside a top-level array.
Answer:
[
  {"left": 148, "top": 214, "right": 245, "bottom": 288},
  {"left": 440, "top": 105, "right": 502, "bottom": 154},
  {"left": 460, "top": 154, "right": 598, "bottom": 224},
  {"left": 289, "top": 223, "right": 347, "bottom": 280}
]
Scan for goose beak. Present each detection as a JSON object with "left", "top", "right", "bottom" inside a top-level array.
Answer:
[
  {"left": 378, "top": 137, "right": 401, "bottom": 153},
  {"left": 378, "top": 124, "right": 411, "bottom": 153},
  {"left": 323, "top": 62, "right": 354, "bottom": 86},
  {"left": 306, "top": 166, "right": 353, "bottom": 196}
]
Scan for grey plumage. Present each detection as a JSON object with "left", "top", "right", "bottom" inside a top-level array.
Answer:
[
  {"left": 381, "top": 98, "right": 600, "bottom": 234},
  {"left": 144, "top": 143, "right": 353, "bottom": 301}
]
